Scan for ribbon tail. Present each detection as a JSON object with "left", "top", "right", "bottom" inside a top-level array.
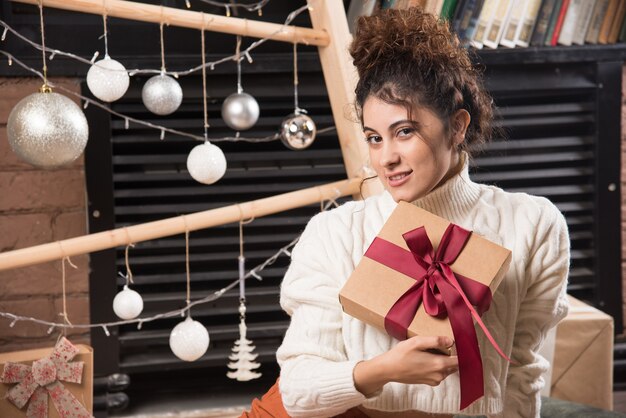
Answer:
[
  {"left": 438, "top": 278, "right": 484, "bottom": 410},
  {"left": 25, "top": 387, "right": 48, "bottom": 418},
  {"left": 47, "top": 381, "right": 92, "bottom": 418},
  {"left": 7, "top": 373, "right": 38, "bottom": 409},
  {"left": 445, "top": 271, "right": 513, "bottom": 364},
  {"left": 384, "top": 281, "right": 425, "bottom": 341}
]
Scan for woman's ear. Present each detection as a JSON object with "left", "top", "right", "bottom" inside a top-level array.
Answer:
[{"left": 451, "top": 109, "right": 471, "bottom": 147}]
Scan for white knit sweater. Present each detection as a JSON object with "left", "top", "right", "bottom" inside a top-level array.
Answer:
[{"left": 276, "top": 160, "right": 570, "bottom": 418}]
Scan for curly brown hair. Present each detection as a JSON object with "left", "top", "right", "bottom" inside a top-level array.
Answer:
[{"left": 349, "top": 7, "right": 495, "bottom": 154}]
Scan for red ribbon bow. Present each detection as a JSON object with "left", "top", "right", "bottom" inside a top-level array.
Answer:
[
  {"left": 1, "top": 337, "right": 92, "bottom": 418},
  {"left": 365, "top": 224, "right": 511, "bottom": 410}
]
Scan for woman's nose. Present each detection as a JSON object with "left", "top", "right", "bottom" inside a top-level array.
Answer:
[{"left": 379, "top": 141, "right": 400, "bottom": 167}]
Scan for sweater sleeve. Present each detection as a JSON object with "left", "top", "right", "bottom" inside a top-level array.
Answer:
[
  {"left": 276, "top": 212, "right": 367, "bottom": 418},
  {"left": 499, "top": 203, "right": 570, "bottom": 418}
]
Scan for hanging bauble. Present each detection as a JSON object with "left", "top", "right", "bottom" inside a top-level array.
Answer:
[
  {"left": 112, "top": 285, "right": 144, "bottom": 320},
  {"left": 169, "top": 316, "right": 210, "bottom": 361},
  {"left": 7, "top": 90, "right": 89, "bottom": 168},
  {"left": 86, "top": 56, "right": 130, "bottom": 102},
  {"left": 186, "top": 142, "right": 227, "bottom": 185},
  {"left": 280, "top": 113, "right": 316, "bottom": 151},
  {"left": 142, "top": 73, "right": 183, "bottom": 115},
  {"left": 221, "top": 92, "right": 259, "bottom": 131}
]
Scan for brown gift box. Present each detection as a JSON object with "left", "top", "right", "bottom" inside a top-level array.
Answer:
[
  {"left": 550, "top": 295, "right": 614, "bottom": 410},
  {"left": 339, "top": 201, "right": 512, "bottom": 343},
  {"left": 0, "top": 342, "right": 93, "bottom": 418}
]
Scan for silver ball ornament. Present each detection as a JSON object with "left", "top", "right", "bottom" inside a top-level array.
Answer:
[
  {"left": 280, "top": 113, "right": 317, "bottom": 150},
  {"left": 112, "top": 285, "right": 144, "bottom": 320},
  {"left": 142, "top": 74, "right": 183, "bottom": 115},
  {"left": 221, "top": 92, "right": 259, "bottom": 131},
  {"left": 7, "top": 91, "right": 89, "bottom": 168},
  {"left": 86, "top": 57, "right": 130, "bottom": 102},
  {"left": 186, "top": 142, "right": 227, "bottom": 185},
  {"left": 169, "top": 316, "right": 210, "bottom": 362}
]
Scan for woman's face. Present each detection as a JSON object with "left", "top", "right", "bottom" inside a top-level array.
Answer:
[{"left": 363, "top": 96, "right": 463, "bottom": 203}]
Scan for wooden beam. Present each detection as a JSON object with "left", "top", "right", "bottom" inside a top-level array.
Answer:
[
  {"left": 0, "top": 178, "right": 360, "bottom": 272},
  {"left": 307, "top": 0, "right": 383, "bottom": 198},
  {"left": 11, "top": 0, "right": 330, "bottom": 46}
]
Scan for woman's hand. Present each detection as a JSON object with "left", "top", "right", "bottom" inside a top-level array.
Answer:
[{"left": 353, "top": 336, "right": 459, "bottom": 397}]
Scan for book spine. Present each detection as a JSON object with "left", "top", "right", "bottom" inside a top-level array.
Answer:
[
  {"left": 441, "top": 0, "right": 460, "bottom": 20},
  {"left": 549, "top": 0, "right": 570, "bottom": 46},
  {"left": 517, "top": 0, "right": 544, "bottom": 46},
  {"left": 530, "top": 0, "right": 557, "bottom": 46},
  {"left": 543, "top": 0, "right": 563, "bottom": 45},
  {"left": 619, "top": 8, "right": 626, "bottom": 42},
  {"left": 557, "top": 0, "right": 583, "bottom": 46},
  {"left": 598, "top": 0, "right": 619, "bottom": 44},
  {"left": 456, "top": 0, "right": 480, "bottom": 40},
  {"left": 608, "top": 1, "right": 626, "bottom": 43},
  {"left": 584, "top": 0, "right": 610, "bottom": 44},
  {"left": 472, "top": 0, "right": 500, "bottom": 48},
  {"left": 484, "top": 0, "right": 515, "bottom": 48},
  {"left": 571, "top": 1, "right": 597, "bottom": 45},
  {"left": 501, "top": 0, "right": 530, "bottom": 47}
]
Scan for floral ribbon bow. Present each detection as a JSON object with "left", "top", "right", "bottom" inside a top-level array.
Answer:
[{"left": 1, "top": 337, "right": 91, "bottom": 418}]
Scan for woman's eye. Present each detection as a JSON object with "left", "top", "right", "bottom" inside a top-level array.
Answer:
[
  {"left": 365, "top": 135, "right": 382, "bottom": 144},
  {"left": 397, "top": 127, "right": 414, "bottom": 137}
]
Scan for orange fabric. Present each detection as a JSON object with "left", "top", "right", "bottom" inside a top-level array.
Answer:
[{"left": 240, "top": 379, "right": 369, "bottom": 418}]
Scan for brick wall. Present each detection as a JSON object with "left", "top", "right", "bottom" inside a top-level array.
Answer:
[{"left": 0, "top": 78, "right": 90, "bottom": 352}]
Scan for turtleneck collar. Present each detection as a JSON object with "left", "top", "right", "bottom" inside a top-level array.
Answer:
[{"left": 379, "top": 152, "right": 481, "bottom": 221}]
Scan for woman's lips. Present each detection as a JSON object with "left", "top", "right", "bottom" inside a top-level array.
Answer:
[{"left": 387, "top": 171, "right": 412, "bottom": 187}]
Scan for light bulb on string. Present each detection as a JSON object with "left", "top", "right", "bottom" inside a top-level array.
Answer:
[
  {"left": 142, "top": 15, "right": 183, "bottom": 115},
  {"left": 280, "top": 42, "right": 316, "bottom": 150},
  {"left": 222, "top": 36, "right": 259, "bottom": 131},
  {"left": 187, "top": 21, "right": 227, "bottom": 185},
  {"left": 7, "top": 0, "right": 88, "bottom": 168},
  {"left": 169, "top": 227, "right": 209, "bottom": 362}
]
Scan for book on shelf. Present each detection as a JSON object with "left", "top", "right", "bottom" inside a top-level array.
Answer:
[
  {"left": 619, "top": 10, "right": 626, "bottom": 42},
  {"left": 483, "top": 0, "right": 515, "bottom": 48},
  {"left": 472, "top": 0, "right": 500, "bottom": 48},
  {"left": 516, "top": 0, "right": 543, "bottom": 47},
  {"left": 557, "top": 0, "right": 583, "bottom": 46},
  {"left": 530, "top": 0, "right": 558, "bottom": 46},
  {"left": 453, "top": 0, "right": 484, "bottom": 42},
  {"left": 607, "top": 0, "right": 626, "bottom": 43},
  {"left": 598, "top": 0, "right": 619, "bottom": 44},
  {"left": 440, "top": 0, "right": 460, "bottom": 20},
  {"left": 547, "top": 0, "right": 570, "bottom": 46},
  {"left": 571, "top": 0, "right": 597, "bottom": 45},
  {"left": 500, "top": 0, "right": 530, "bottom": 48},
  {"left": 381, "top": 0, "right": 397, "bottom": 9},
  {"left": 585, "top": 0, "right": 610, "bottom": 44}
]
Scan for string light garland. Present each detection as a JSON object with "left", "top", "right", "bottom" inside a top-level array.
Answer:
[
  {"left": 188, "top": 0, "right": 269, "bottom": 16},
  {"left": 0, "top": 5, "right": 322, "bottom": 144},
  {"left": 0, "top": 195, "right": 341, "bottom": 334},
  {"left": 0, "top": 4, "right": 310, "bottom": 78}
]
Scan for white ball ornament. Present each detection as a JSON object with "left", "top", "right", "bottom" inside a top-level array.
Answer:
[
  {"left": 169, "top": 316, "right": 210, "bottom": 362},
  {"left": 142, "top": 74, "right": 183, "bottom": 115},
  {"left": 86, "top": 56, "right": 130, "bottom": 102},
  {"left": 7, "top": 91, "right": 89, "bottom": 168},
  {"left": 186, "top": 142, "right": 227, "bottom": 185},
  {"left": 280, "top": 113, "right": 317, "bottom": 150},
  {"left": 112, "top": 285, "right": 144, "bottom": 320},
  {"left": 221, "top": 92, "right": 260, "bottom": 131}
]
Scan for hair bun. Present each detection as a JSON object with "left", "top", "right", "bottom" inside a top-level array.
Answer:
[{"left": 350, "top": 8, "right": 468, "bottom": 76}]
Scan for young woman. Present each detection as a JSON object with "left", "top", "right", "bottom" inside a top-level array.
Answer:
[{"left": 266, "top": 7, "right": 569, "bottom": 418}]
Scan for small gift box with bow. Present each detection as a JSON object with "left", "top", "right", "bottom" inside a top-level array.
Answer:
[
  {"left": 339, "top": 202, "right": 512, "bottom": 409},
  {"left": 0, "top": 337, "right": 93, "bottom": 418}
]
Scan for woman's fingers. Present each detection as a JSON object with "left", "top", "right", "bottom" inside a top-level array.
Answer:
[{"left": 410, "top": 335, "right": 454, "bottom": 352}]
